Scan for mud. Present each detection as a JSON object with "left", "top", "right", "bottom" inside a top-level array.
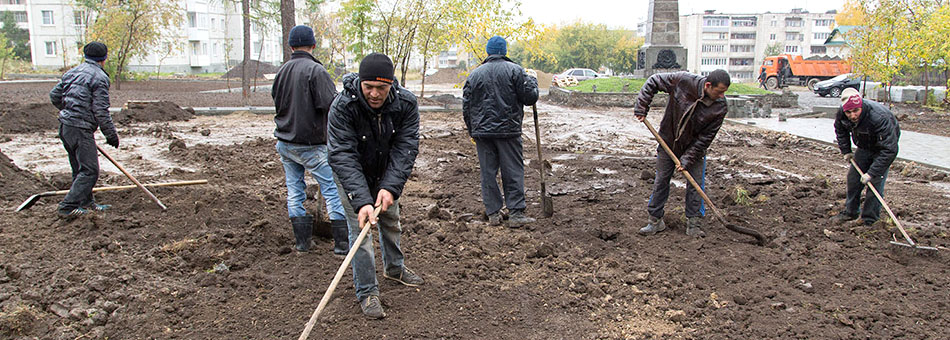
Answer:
[
  {"left": 0, "top": 102, "right": 60, "bottom": 134},
  {"left": 1, "top": 82, "right": 949, "bottom": 339},
  {"left": 113, "top": 101, "right": 194, "bottom": 125}
]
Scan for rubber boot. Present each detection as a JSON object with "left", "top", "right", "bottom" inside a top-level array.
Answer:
[
  {"left": 685, "top": 217, "right": 706, "bottom": 238},
  {"left": 291, "top": 215, "right": 314, "bottom": 252},
  {"left": 331, "top": 219, "right": 349, "bottom": 257}
]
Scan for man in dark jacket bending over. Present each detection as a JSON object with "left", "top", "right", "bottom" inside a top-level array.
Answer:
[
  {"left": 49, "top": 42, "right": 118, "bottom": 218},
  {"left": 635, "top": 70, "right": 731, "bottom": 238},
  {"left": 832, "top": 88, "right": 900, "bottom": 226},
  {"left": 463, "top": 35, "right": 539, "bottom": 228},
  {"left": 272, "top": 25, "right": 347, "bottom": 254},
  {"left": 328, "top": 53, "right": 422, "bottom": 319}
]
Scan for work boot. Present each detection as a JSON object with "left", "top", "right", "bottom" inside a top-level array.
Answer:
[
  {"left": 831, "top": 212, "right": 857, "bottom": 224},
  {"left": 291, "top": 215, "right": 314, "bottom": 252},
  {"left": 330, "top": 219, "right": 349, "bottom": 257},
  {"left": 686, "top": 217, "right": 706, "bottom": 238},
  {"left": 86, "top": 203, "right": 111, "bottom": 212},
  {"left": 638, "top": 215, "right": 666, "bottom": 235},
  {"left": 360, "top": 295, "right": 386, "bottom": 319},
  {"left": 487, "top": 212, "right": 502, "bottom": 226},
  {"left": 383, "top": 266, "right": 425, "bottom": 287},
  {"left": 57, "top": 207, "right": 89, "bottom": 219},
  {"left": 507, "top": 210, "right": 535, "bottom": 228}
]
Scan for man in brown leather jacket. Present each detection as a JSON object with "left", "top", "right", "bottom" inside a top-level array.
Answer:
[{"left": 634, "top": 70, "right": 730, "bottom": 238}]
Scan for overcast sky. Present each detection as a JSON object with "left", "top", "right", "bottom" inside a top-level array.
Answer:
[{"left": 518, "top": 0, "right": 846, "bottom": 30}]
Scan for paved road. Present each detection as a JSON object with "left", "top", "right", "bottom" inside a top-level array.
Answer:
[{"left": 728, "top": 117, "right": 950, "bottom": 170}]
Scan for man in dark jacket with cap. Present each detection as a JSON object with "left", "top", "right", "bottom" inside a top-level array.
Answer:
[
  {"left": 462, "top": 35, "right": 539, "bottom": 228},
  {"left": 272, "top": 25, "right": 347, "bottom": 255},
  {"left": 634, "top": 70, "right": 731, "bottom": 238},
  {"left": 328, "top": 52, "right": 422, "bottom": 319},
  {"left": 832, "top": 88, "right": 900, "bottom": 226},
  {"left": 49, "top": 42, "right": 118, "bottom": 218}
]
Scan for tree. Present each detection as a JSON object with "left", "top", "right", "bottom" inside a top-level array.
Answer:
[
  {"left": 0, "top": 11, "right": 29, "bottom": 60},
  {"left": 279, "top": 0, "right": 295, "bottom": 62},
  {"left": 607, "top": 31, "right": 643, "bottom": 75},
  {"left": 0, "top": 30, "right": 15, "bottom": 80},
  {"left": 846, "top": 0, "right": 907, "bottom": 101},
  {"left": 339, "top": 0, "right": 373, "bottom": 61},
  {"left": 443, "top": 0, "right": 541, "bottom": 64},
  {"left": 836, "top": 0, "right": 868, "bottom": 26},
  {"left": 80, "top": 0, "right": 183, "bottom": 89},
  {"left": 303, "top": 0, "right": 346, "bottom": 79},
  {"left": 242, "top": 0, "right": 251, "bottom": 104},
  {"left": 764, "top": 42, "right": 783, "bottom": 57},
  {"left": 414, "top": 0, "right": 454, "bottom": 96}
]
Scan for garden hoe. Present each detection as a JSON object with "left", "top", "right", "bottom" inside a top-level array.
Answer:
[
  {"left": 15, "top": 180, "right": 208, "bottom": 212},
  {"left": 849, "top": 159, "right": 938, "bottom": 253},
  {"left": 532, "top": 104, "right": 555, "bottom": 217},
  {"left": 299, "top": 205, "right": 383, "bottom": 340},
  {"left": 643, "top": 119, "right": 767, "bottom": 246}
]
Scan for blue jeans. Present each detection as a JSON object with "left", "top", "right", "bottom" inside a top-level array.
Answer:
[
  {"left": 275, "top": 141, "right": 344, "bottom": 220},
  {"left": 334, "top": 177, "right": 404, "bottom": 301}
]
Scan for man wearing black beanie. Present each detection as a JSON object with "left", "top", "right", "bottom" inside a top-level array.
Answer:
[
  {"left": 49, "top": 41, "right": 118, "bottom": 218},
  {"left": 328, "top": 52, "right": 422, "bottom": 319},
  {"left": 271, "top": 25, "right": 348, "bottom": 255}
]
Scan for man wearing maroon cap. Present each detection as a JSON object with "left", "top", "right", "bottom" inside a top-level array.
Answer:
[{"left": 832, "top": 88, "right": 901, "bottom": 226}]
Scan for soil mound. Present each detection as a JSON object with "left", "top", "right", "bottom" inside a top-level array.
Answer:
[
  {"left": 223, "top": 60, "right": 280, "bottom": 79},
  {"left": 0, "top": 102, "right": 60, "bottom": 134},
  {"left": 425, "top": 68, "right": 465, "bottom": 84},
  {"left": 0, "top": 150, "right": 50, "bottom": 207},
  {"left": 113, "top": 101, "right": 194, "bottom": 125}
]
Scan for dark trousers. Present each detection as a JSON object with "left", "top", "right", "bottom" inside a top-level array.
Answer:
[
  {"left": 845, "top": 149, "right": 889, "bottom": 223},
  {"left": 474, "top": 136, "right": 526, "bottom": 215},
  {"left": 647, "top": 150, "right": 706, "bottom": 219},
  {"left": 58, "top": 124, "right": 99, "bottom": 211}
]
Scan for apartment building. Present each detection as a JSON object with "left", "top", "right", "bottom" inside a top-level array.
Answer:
[
  {"left": 679, "top": 8, "right": 841, "bottom": 81},
  {"left": 1, "top": 0, "right": 289, "bottom": 73}
]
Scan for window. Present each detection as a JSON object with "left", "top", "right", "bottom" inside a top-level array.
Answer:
[
  {"left": 785, "top": 45, "right": 799, "bottom": 53},
  {"left": 211, "top": 18, "right": 216, "bottom": 30},
  {"left": 188, "top": 12, "right": 197, "bottom": 28},
  {"left": 5, "top": 0, "right": 23, "bottom": 4},
  {"left": 702, "top": 32, "right": 728, "bottom": 40},
  {"left": 770, "top": 33, "right": 776, "bottom": 40},
  {"left": 731, "top": 32, "right": 756, "bottom": 39},
  {"left": 191, "top": 41, "right": 199, "bottom": 56},
  {"left": 731, "top": 17, "right": 756, "bottom": 27},
  {"left": 13, "top": 11, "right": 27, "bottom": 23},
  {"left": 703, "top": 17, "right": 728, "bottom": 26},
  {"left": 571, "top": 70, "right": 584, "bottom": 76},
  {"left": 702, "top": 44, "right": 725, "bottom": 53},
  {"left": 811, "top": 46, "right": 827, "bottom": 54},
  {"left": 730, "top": 45, "right": 754, "bottom": 53},
  {"left": 771, "top": 20, "right": 777, "bottom": 27},
  {"left": 73, "top": 11, "right": 86, "bottom": 26},
  {"left": 785, "top": 18, "right": 803, "bottom": 27},
  {"left": 42, "top": 10, "right": 54, "bottom": 25},
  {"left": 813, "top": 33, "right": 830, "bottom": 40},
  {"left": 585, "top": 70, "right": 596, "bottom": 77},
  {"left": 701, "top": 58, "right": 727, "bottom": 66},
  {"left": 45, "top": 41, "right": 56, "bottom": 55},
  {"left": 202, "top": 43, "right": 208, "bottom": 55},
  {"left": 730, "top": 58, "right": 754, "bottom": 66},
  {"left": 814, "top": 19, "right": 834, "bottom": 27},
  {"left": 786, "top": 33, "right": 803, "bottom": 41}
]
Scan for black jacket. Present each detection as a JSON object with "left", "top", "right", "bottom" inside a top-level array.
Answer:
[
  {"left": 328, "top": 73, "right": 420, "bottom": 210},
  {"left": 634, "top": 72, "right": 728, "bottom": 168},
  {"left": 271, "top": 51, "right": 337, "bottom": 145},
  {"left": 462, "top": 55, "right": 539, "bottom": 138},
  {"left": 834, "top": 99, "right": 900, "bottom": 178},
  {"left": 49, "top": 59, "right": 117, "bottom": 140}
]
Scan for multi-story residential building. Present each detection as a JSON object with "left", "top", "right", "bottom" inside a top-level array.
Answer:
[
  {"left": 2, "top": 0, "right": 290, "bottom": 73},
  {"left": 680, "top": 8, "right": 840, "bottom": 81}
]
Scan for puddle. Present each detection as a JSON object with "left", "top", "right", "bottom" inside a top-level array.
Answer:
[{"left": 596, "top": 168, "right": 617, "bottom": 175}]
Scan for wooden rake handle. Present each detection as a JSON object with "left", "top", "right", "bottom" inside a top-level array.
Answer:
[
  {"left": 299, "top": 205, "right": 383, "bottom": 340},
  {"left": 849, "top": 159, "right": 915, "bottom": 246},
  {"left": 97, "top": 145, "right": 167, "bottom": 210}
]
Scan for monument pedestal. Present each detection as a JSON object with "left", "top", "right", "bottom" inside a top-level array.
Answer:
[{"left": 634, "top": 46, "right": 687, "bottom": 78}]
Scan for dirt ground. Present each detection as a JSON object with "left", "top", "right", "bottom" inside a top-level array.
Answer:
[{"left": 1, "top": 81, "right": 949, "bottom": 339}]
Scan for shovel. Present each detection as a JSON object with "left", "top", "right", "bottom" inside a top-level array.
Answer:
[
  {"left": 97, "top": 145, "right": 167, "bottom": 210},
  {"left": 15, "top": 180, "right": 208, "bottom": 212},
  {"left": 531, "top": 104, "right": 554, "bottom": 217},
  {"left": 642, "top": 119, "right": 767, "bottom": 246},
  {"left": 299, "top": 205, "right": 382, "bottom": 340},
  {"left": 849, "top": 159, "right": 938, "bottom": 252}
]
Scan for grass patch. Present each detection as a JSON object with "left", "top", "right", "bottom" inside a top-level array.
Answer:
[
  {"left": 734, "top": 186, "right": 753, "bottom": 206},
  {"left": 565, "top": 77, "right": 771, "bottom": 95}
]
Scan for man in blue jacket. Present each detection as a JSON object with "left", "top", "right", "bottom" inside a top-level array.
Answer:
[
  {"left": 328, "top": 53, "right": 422, "bottom": 319},
  {"left": 272, "top": 25, "right": 347, "bottom": 254},
  {"left": 832, "top": 88, "right": 900, "bottom": 226},
  {"left": 49, "top": 42, "right": 118, "bottom": 218},
  {"left": 462, "top": 36, "right": 539, "bottom": 228}
]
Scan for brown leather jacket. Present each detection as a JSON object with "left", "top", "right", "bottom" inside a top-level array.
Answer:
[{"left": 634, "top": 72, "right": 728, "bottom": 168}]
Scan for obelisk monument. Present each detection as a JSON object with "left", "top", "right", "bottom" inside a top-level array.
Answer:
[{"left": 635, "top": 0, "right": 687, "bottom": 78}]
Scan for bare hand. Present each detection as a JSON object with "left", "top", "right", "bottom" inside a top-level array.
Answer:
[
  {"left": 376, "top": 189, "right": 394, "bottom": 213},
  {"left": 676, "top": 164, "right": 685, "bottom": 172},
  {"left": 636, "top": 115, "right": 646, "bottom": 122},
  {"left": 358, "top": 205, "right": 377, "bottom": 228}
]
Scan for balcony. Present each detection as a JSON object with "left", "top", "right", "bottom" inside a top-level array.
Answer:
[
  {"left": 190, "top": 55, "right": 210, "bottom": 67},
  {"left": 187, "top": 27, "right": 209, "bottom": 41}
]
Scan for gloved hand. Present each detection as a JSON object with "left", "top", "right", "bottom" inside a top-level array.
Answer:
[
  {"left": 860, "top": 173, "right": 872, "bottom": 185},
  {"left": 106, "top": 136, "right": 119, "bottom": 149},
  {"left": 843, "top": 153, "right": 853, "bottom": 162},
  {"left": 525, "top": 68, "right": 538, "bottom": 79}
]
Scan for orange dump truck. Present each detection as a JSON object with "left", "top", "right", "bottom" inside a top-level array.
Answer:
[{"left": 759, "top": 54, "right": 851, "bottom": 90}]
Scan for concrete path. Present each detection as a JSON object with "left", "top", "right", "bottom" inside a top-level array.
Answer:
[{"left": 727, "top": 117, "right": 950, "bottom": 170}]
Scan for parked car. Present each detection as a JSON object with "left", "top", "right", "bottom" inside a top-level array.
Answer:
[
  {"left": 814, "top": 73, "right": 864, "bottom": 97},
  {"left": 553, "top": 68, "right": 603, "bottom": 82}
]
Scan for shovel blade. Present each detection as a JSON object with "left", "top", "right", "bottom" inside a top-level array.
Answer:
[
  {"left": 15, "top": 194, "right": 41, "bottom": 212},
  {"left": 541, "top": 195, "right": 554, "bottom": 218}
]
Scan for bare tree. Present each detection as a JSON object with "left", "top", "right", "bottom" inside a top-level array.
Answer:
[
  {"left": 242, "top": 0, "right": 251, "bottom": 105},
  {"left": 280, "top": 0, "right": 295, "bottom": 62}
]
